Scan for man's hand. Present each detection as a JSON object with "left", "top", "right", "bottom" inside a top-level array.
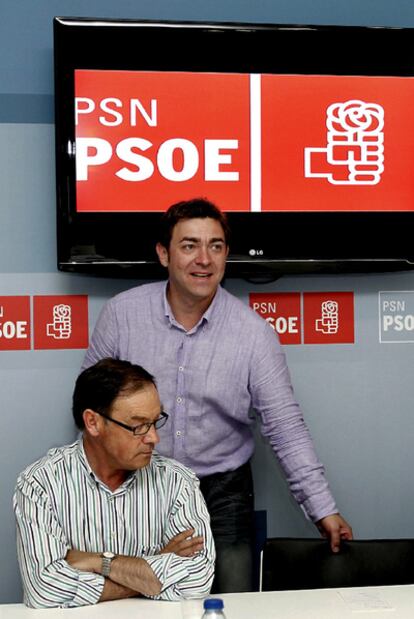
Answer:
[
  {"left": 316, "top": 513, "right": 353, "bottom": 553},
  {"left": 160, "top": 529, "right": 204, "bottom": 557},
  {"left": 66, "top": 549, "right": 101, "bottom": 573}
]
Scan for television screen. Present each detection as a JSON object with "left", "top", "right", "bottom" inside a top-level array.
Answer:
[{"left": 54, "top": 18, "right": 414, "bottom": 277}]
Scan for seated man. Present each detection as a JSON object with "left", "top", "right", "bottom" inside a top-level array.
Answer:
[{"left": 14, "top": 358, "right": 215, "bottom": 608}]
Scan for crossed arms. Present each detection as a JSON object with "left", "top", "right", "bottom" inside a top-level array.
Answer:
[
  {"left": 64, "top": 527, "right": 205, "bottom": 601},
  {"left": 14, "top": 467, "right": 215, "bottom": 608}
]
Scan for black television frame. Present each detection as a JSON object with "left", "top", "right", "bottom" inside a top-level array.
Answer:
[{"left": 54, "top": 17, "right": 414, "bottom": 278}]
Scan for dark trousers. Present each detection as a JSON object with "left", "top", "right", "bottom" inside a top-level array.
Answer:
[{"left": 200, "top": 461, "right": 254, "bottom": 593}]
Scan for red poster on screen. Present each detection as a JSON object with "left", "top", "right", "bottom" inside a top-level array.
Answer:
[
  {"left": 75, "top": 71, "right": 414, "bottom": 213},
  {"left": 261, "top": 75, "right": 414, "bottom": 212},
  {"left": 75, "top": 71, "right": 250, "bottom": 212},
  {"left": 33, "top": 295, "right": 89, "bottom": 350}
]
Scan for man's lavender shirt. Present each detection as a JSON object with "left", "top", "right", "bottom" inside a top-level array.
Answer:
[{"left": 82, "top": 281, "right": 337, "bottom": 523}]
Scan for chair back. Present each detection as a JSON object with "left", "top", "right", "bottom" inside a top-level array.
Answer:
[{"left": 261, "top": 538, "right": 414, "bottom": 591}]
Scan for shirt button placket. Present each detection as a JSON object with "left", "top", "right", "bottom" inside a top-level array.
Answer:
[{"left": 174, "top": 338, "right": 186, "bottom": 460}]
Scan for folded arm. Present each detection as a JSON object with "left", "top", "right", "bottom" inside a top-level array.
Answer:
[
  {"left": 66, "top": 550, "right": 160, "bottom": 598},
  {"left": 66, "top": 481, "right": 214, "bottom": 602},
  {"left": 14, "top": 467, "right": 214, "bottom": 606},
  {"left": 138, "top": 474, "right": 215, "bottom": 600},
  {"left": 14, "top": 477, "right": 105, "bottom": 608},
  {"left": 66, "top": 526, "right": 205, "bottom": 601}
]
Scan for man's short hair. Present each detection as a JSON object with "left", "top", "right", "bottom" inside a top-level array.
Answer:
[
  {"left": 73, "top": 358, "right": 156, "bottom": 430},
  {"left": 158, "top": 197, "right": 230, "bottom": 249}
]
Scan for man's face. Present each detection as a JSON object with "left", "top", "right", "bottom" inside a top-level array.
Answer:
[
  {"left": 97, "top": 384, "right": 161, "bottom": 472},
  {"left": 156, "top": 217, "right": 228, "bottom": 306}
]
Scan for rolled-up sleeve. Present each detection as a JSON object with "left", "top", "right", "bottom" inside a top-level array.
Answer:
[
  {"left": 145, "top": 474, "right": 215, "bottom": 600},
  {"left": 14, "top": 475, "right": 104, "bottom": 608}
]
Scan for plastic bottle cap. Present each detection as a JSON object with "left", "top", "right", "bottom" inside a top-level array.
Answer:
[{"left": 204, "top": 598, "right": 224, "bottom": 610}]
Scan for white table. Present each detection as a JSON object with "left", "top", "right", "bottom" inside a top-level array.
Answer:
[{"left": 2, "top": 585, "right": 414, "bottom": 619}]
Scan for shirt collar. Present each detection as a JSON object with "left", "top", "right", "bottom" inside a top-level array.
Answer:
[
  {"left": 162, "top": 281, "right": 174, "bottom": 323},
  {"left": 76, "top": 437, "right": 94, "bottom": 478},
  {"left": 162, "top": 281, "right": 224, "bottom": 331},
  {"left": 76, "top": 437, "right": 137, "bottom": 493}
]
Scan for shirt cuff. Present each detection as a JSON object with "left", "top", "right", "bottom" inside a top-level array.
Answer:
[
  {"left": 144, "top": 553, "right": 189, "bottom": 596},
  {"left": 301, "top": 495, "right": 338, "bottom": 523},
  {"left": 69, "top": 571, "right": 105, "bottom": 607}
]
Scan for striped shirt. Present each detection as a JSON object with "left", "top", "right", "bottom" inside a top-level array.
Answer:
[{"left": 13, "top": 440, "right": 215, "bottom": 608}]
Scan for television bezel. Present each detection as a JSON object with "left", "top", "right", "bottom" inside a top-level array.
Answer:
[{"left": 54, "top": 17, "right": 414, "bottom": 278}]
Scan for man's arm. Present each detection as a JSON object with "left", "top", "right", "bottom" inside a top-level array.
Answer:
[
  {"left": 67, "top": 472, "right": 214, "bottom": 602},
  {"left": 142, "top": 472, "right": 215, "bottom": 600},
  {"left": 250, "top": 319, "right": 352, "bottom": 549},
  {"left": 15, "top": 476, "right": 160, "bottom": 606},
  {"left": 14, "top": 476, "right": 105, "bottom": 608},
  {"left": 99, "top": 580, "right": 138, "bottom": 602},
  {"left": 66, "top": 550, "right": 161, "bottom": 597},
  {"left": 66, "top": 527, "right": 205, "bottom": 601}
]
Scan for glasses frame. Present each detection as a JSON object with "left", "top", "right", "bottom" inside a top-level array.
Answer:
[{"left": 95, "top": 410, "right": 169, "bottom": 436}]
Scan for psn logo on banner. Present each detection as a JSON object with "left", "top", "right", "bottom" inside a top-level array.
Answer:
[
  {"left": 379, "top": 292, "right": 414, "bottom": 343},
  {"left": 304, "top": 99, "right": 384, "bottom": 185}
]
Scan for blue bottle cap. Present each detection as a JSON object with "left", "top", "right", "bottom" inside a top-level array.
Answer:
[{"left": 204, "top": 598, "right": 224, "bottom": 610}]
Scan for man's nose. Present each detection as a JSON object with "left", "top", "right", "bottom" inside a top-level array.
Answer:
[
  {"left": 195, "top": 245, "right": 211, "bottom": 265},
  {"left": 144, "top": 424, "right": 159, "bottom": 444}
]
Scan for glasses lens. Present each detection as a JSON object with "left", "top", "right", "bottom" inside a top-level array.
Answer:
[
  {"left": 133, "top": 413, "right": 168, "bottom": 435},
  {"left": 154, "top": 413, "right": 168, "bottom": 430},
  {"left": 133, "top": 424, "right": 149, "bottom": 436}
]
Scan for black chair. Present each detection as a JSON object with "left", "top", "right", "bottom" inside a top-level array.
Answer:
[{"left": 260, "top": 538, "right": 414, "bottom": 591}]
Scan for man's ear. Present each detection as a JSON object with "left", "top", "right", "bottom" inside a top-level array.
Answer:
[
  {"left": 83, "top": 409, "right": 101, "bottom": 437},
  {"left": 156, "top": 243, "right": 169, "bottom": 268}
]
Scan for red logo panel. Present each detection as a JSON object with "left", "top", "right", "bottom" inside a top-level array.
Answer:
[
  {"left": 303, "top": 292, "right": 354, "bottom": 344},
  {"left": 75, "top": 70, "right": 250, "bottom": 212},
  {"left": 261, "top": 75, "right": 414, "bottom": 212},
  {"left": 33, "top": 295, "right": 89, "bottom": 350},
  {"left": 0, "top": 296, "right": 31, "bottom": 350},
  {"left": 249, "top": 292, "right": 301, "bottom": 345}
]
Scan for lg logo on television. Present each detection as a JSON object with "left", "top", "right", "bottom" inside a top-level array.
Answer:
[{"left": 250, "top": 292, "right": 355, "bottom": 345}]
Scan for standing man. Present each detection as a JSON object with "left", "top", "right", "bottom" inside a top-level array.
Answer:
[
  {"left": 14, "top": 359, "right": 214, "bottom": 608},
  {"left": 83, "top": 198, "right": 352, "bottom": 593}
]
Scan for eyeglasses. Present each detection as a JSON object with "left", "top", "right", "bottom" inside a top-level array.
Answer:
[{"left": 95, "top": 410, "right": 169, "bottom": 436}]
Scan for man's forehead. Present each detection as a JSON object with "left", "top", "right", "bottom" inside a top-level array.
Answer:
[
  {"left": 172, "top": 217, "right": 225, "bottom": 240},
  {"left": 112, "top": 384, "right": 160, "bottom": 411}
]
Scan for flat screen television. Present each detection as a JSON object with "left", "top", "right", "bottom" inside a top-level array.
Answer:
[{"left": 54, "top": 17, "right": 414, "bottom": 278}]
